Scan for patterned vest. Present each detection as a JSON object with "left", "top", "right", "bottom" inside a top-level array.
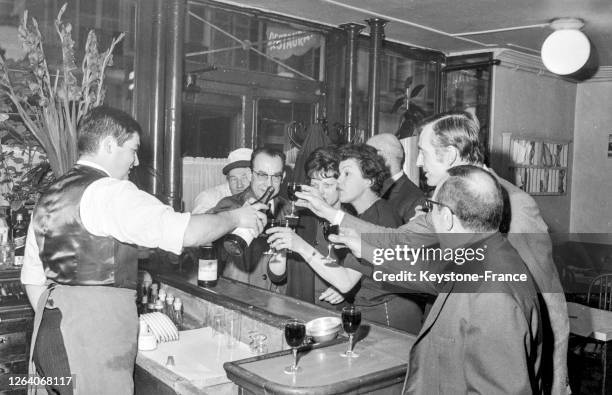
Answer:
[{"left": 33, "top": 164, "right": 138, "bottom": 289}]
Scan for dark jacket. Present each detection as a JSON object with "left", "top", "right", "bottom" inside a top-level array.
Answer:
[{"left": 381, "top": 173, "right": 425, "bottom": 224}]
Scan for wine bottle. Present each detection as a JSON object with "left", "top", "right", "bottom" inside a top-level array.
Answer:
[
  {"left": 198, "top": 244, "right": 218, "bottom": 287},
  {"left": 12, "top": 214, "right": 27, "bottom": 266},
  {"left": 223, "top": 186, "right": 275, "bottom": 257}
]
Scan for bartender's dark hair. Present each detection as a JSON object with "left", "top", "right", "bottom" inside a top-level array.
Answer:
[
  {"left": 77, "top": 106, "right": 142, "bottom": 155},
  {"left": 305, "top": 147, "right": 339, "bottom": 181},
  {"left": 419, "top": 111, "right": 484, "bottom": 164},
  {"left": 337, "top": 143, "right": 389, "bottom": 196},
  {"left": 250, "top": 147, "right": 286, "bottom": 169},
  {"left": 436, "top": 165, "right": 502, "bottom": 232}
]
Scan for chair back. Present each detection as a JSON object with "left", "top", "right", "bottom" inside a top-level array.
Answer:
[{"left": 587, "top": 274, "right": 612, "bottom": 311}]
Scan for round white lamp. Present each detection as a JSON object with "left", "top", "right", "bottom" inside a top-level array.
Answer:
[{"left": 541, "top": 18, "right": 590, "bottom": 75}]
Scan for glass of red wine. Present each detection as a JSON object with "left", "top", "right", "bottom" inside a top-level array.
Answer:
[
  {"left": 263, "top": 218, "right": 281, "bottom": 255},
  {"left": 322, "top": 222, "right": 339, "bottom": 265},
  {"left": 340, "top": 305, "right": 361, "bottom": 358},
  {"left": 286, "top": 183, "right": 301, "bottom": 219},
  {"left": 284, "top": 318, "right": 306, "bottom": 374}
]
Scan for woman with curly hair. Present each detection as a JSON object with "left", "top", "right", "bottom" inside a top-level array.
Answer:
[{"left": 270, "top": 143, "right": 423, "bottom": 333}]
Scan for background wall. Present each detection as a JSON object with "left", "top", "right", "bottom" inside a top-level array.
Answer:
[
  {"left": 571, "top": 81, "right": 612, "bottom": 235},
  {"left": 490, "top": 52, "right": 576, "bottom": 233}
]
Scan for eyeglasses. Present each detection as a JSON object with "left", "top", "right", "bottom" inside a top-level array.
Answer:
[
  {"left": 252, "top": 170, "right": 283, "bottom": 184},
  {"left": 424, "top": 199, "right": 454, "bottom": 215}
]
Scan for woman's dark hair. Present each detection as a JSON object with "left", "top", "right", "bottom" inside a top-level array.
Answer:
[
  {"left": 337, "top": 143, "right": 389, "bottom": 196},
  {"left": 77, "top": 106, "right": 142, "bottom": 155},
  {"left": 305, "top": 147, "right": 339, "bottom": 181}
]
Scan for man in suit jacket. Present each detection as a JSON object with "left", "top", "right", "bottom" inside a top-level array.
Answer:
[
  {"left": 411, "top": 166, "right": 542, "bottom": 393},
  {"left": 208, "top": 147, "right": 291, "bottom": 291},
  {"left": 367, "top": 133, "right": 425, "bottom": 223},
  {"left": 297, "top": 112, "right": 568, "bottom": 394}
]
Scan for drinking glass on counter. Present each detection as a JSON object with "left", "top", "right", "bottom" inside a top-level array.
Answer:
[
  {"left": 340, "top": 305, "right": 361, "bottom": 358},
  {"left": 284, "top": 318, "right": 306, "bottom": 374}
]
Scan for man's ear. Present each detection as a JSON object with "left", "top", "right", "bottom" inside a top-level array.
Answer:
[
  {"left": 442, "top": 207, "right": 454, "bottom": 231},
  {"left": 443, "top": 146, "right": 459, "bottom": 167},
  {"left": 100, "top": 136, "right": 117, "bottom": 154}
]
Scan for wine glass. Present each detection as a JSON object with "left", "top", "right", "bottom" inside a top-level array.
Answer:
[
  {"left": 340, "top": 305, "right": 361, "bottom": 358},
  {"left": 263, "top": 218, "right": 281, "bottom": 255},
  {"left": 286, "top": 183, "right": 301, "bottom": 219},
  {"left": 284, "top": 318, "right": 306, "bottom": 374},
  {"left": 322, "top": 222, "right": 339, "bottom": 265}
]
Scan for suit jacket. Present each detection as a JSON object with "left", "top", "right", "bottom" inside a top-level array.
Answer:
[
  {"left": 381, "top": 174, "right": 425, "bottom": 224},
  {"left": 208, "top": 188, "right": 291, "bottom": 291},
  {"left": 404, "top": 233, "right": 542, "bottom": 394},
  {"left": 344, "top": 171, "right": 568, "bottom": 394}
]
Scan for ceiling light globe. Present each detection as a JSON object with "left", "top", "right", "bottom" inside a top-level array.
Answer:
[{"left": 541, "top": 29, "right": 590, "bottom": 75}]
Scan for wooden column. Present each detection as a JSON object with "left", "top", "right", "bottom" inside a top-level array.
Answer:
[
  {"left": 164, "top": 0, "right": 185, "bottom": 210},
  {"left": 366, "top": 18, "right": 388, "bottom": 138},
  {"left": 339, "top": 23, "right": 365, "bottom": 143}
]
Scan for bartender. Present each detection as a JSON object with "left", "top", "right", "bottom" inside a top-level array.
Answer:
[{"left": 20, "top": 106, "right": 267, "bottom": 395}]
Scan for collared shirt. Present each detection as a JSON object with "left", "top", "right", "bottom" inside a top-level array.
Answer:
[
  {"left": 21, "top": 161, "right": 191, "bottom": 286},
  {"left": 192, "top": 183, "right": 232, "bottom": 214},
  {"left": 391, "top": 171, "right": 404, "bottom": 182}
]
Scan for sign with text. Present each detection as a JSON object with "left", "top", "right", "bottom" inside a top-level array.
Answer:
[{"left": 266, "top": 26, "right": 320, "bottom": 60}]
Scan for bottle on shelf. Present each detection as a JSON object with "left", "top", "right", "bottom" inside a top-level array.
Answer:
[
  {"left": 154, "top": 299, "right": 164, "bottom": 315},
  {"left": 12, "top": 214, "right": 27, "bottom": 266},
  {"left": 197, "top": 244, "right": 218, "bottom": 288},
  {"left": 139, "top": 294, "right": 148, "bottom": 315},
  {"left": 172, "top": 298, "right": 183, "bottom": 330},
  {"left": 223, "top": 186, "right": 275, "bottom": 257},
  {"left": 165, "top": 294, "right": 175, "bottom": 318}
]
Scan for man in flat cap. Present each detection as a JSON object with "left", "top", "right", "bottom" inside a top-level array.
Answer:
[{"left": 193, "top": 148, "right": 252, "bottom": 213}]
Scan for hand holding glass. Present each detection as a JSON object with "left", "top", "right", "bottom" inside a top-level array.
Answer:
[
  {"left": 322, "top": 222, "right": 339, "bottom": 265},
  {"left": 284, "top": 318, "right": 306, "bottom": 374},
  {"left": 286, "top": 183, "right": 301, "bottom": 219}
]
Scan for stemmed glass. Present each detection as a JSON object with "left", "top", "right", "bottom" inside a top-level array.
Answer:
[
  {"left": 263, "top": 218, "right": 281, "bottom": 255},
  {"left": 340, "top": 305, "right": 361, "bottom": 358},
  {"left": 284, "top": 318, "right": 306, "bottom": 374},
  {"left": 286, "top": 183, "right": 301, "bottom": 219},
  {"left": 322, "top": 222, "right": 339, "bottom": 266}
]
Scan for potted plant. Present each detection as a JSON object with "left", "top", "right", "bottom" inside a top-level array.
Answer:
[
  {"left": 0, "top": 3, "right": 124, "bottom": 178},
  {"left": 389, "top": 76, "right": 426, "bottom": 139}
]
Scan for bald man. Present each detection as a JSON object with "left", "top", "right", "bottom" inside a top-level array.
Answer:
[
  {"left": 367, "top": 133, "right": 425, "bottom": 223},
  {"left": 332, "top": 165, "right": 543, "bottom": 393}
]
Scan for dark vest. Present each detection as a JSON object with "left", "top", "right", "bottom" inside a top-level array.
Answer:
[{"left": 33, "top": 164, "right": 138, "bottom": 289}]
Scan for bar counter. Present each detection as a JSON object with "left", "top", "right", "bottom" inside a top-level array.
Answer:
[{"left": 136, "top": 260, "right": 415, "bottom": 394}]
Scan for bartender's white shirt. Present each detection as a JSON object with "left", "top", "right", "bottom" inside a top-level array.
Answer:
[{"left": 21, "top": 160, "right": 191, "bottom": 286}]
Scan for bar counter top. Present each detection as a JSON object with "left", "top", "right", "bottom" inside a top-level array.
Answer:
[{"left": 138, "top": 260, "right": 415, "bottom": 394}]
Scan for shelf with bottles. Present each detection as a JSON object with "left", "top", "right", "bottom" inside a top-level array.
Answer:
[{"left": 502, "top": 133, "right": 571, "bottom": 196}]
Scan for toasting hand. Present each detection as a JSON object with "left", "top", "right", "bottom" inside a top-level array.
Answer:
[
  {"left": 294, "top": 185, "right": 337, "bottom": 222},
  {"left": 328, "top": 227, "right": 361, "bottom": 259}
]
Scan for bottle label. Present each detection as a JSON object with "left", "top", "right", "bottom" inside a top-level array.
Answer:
[
  {"left": 14, "top": 236, "right": 26, "bottom": 249},
  {"left": 198, "top": 259, "right": 218, "bottom": 282},
  {"left": 232, "top": 227, "right": 256, "bottom": 245}
]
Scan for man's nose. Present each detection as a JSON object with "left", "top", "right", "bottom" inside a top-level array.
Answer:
[
  {"left": 416, "top": 152, "right": 423, "bottom": 167},
  {"left": 134, "top": 153, "right": 140, "bottom": 167}
]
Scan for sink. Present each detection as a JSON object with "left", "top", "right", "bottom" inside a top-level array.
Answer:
[{"left": 138, "top": 327, "right": 255, "bottom": 388}]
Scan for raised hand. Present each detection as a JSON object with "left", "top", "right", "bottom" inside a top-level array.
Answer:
[
  {"left": 328, "top": 227, "right": 361, "bottom": 258},
  {"left": 294, "top": 185, "right": 337, "bottom": 222},
  {"left": 266, "top": 226, "right": 309, "bottom": 256}
]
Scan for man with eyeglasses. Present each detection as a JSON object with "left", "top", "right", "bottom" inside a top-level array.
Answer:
[
  {"left": 193, "top": 148, "right": 252, "bottom": 214},
  {"left": 404, "top": 165, "right": 542, "bottom": 393},
  {"left": 297, "top": 111, "right": 568, "bottom": 395},
  {"left": 208, "top": 147, "right": 291, "bottom": 291}
]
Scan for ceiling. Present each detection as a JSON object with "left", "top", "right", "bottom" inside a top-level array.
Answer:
[{"left": 214, "top": 0, "right": 612, "bottom": 68}]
